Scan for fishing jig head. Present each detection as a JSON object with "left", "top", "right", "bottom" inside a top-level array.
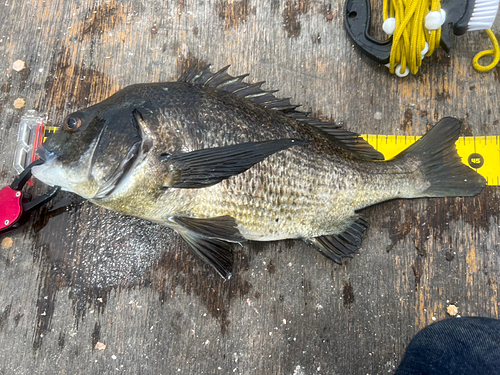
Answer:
[
  {"left": 344, "top": 0, "right": 490, "bottom": 65},
  {"left": 0, "top": 159, "right": 59, "bottom": 235}
]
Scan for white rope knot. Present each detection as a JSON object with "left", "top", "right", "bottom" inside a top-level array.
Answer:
[
  {"left": 425, "top": 10, "right": 446, "bottom": 30},
  {"left": 383, "top": 17, "right": 396, "bottom": 35},
  {"left": 421, "top": 42, "right": 430, "bottom": 59},
  {"left": 395, "top": 64, "right": 410, "bottom": 77}
]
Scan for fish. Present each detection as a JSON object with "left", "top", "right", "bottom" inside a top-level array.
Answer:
[{"left": 32, "top": 66, "right": 486, "bottom": 279}]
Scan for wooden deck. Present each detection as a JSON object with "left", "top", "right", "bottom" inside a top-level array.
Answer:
[{"left": 0, "top": 1, "right": 499, "bottom": 373}]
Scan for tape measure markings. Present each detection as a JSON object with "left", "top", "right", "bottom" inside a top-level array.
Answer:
[{"left": 43, "top": 126, "right": 60, "bottom": 142}]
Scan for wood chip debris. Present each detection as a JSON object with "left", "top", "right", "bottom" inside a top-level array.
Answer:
[
  {"left": 446, "top": 304, "right": 458, "bottom": 317},
  {"left": 1, "top": 237, "right": 14, "bottom": 249},
  {"left": 13, "top": 60, "right": 25, "bottom": 72},
  {"left": 95, "top": 342, "right": 106, "bottom": 350},
  {"left": 14, "top": 98, "right": 25, "bottom": 109}
]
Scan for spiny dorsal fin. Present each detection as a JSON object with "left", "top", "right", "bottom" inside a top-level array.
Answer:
[
  {"left": 178, "top": 65, "right": 297, "bottom": 110},
  {"left": 178, "top": 66, "right": 384, "bottom": 161}
]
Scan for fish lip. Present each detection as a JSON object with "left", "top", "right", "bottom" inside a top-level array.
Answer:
[
  {"left": 92, "top": 141, "right": 142, "bottom": 199},
  {"left": 32, "top": 145, "right": 56, "bottom": 175},
  {"left": 31, "top": 145, "right": 64, "bottom": 188}
]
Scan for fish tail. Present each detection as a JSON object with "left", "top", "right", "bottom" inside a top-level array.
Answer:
[{"left": 394, "top": 117, "right": 486, "bottom": 197}]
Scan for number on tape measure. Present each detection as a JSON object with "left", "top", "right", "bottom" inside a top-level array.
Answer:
[{"left": 468, "top": 153, "right": 484, "bottom": 169}]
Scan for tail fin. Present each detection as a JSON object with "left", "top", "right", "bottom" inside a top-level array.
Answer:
[{"left": 393, "top": 117, "right": 486, "bottom": 197}]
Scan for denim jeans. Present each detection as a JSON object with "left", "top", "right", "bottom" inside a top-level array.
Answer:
[{"left": 395, "top": 317, "right": 500, "bottom": 374}]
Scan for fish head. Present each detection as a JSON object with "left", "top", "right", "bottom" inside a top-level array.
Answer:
[{"left": 32, "top": 99, "right": 151, "bottom": 200}]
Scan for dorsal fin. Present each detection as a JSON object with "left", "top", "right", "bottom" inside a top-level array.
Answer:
[
  {"left": 178, "top": 64, "right": 298, "bottom": 110},
  {"left": 178, "top": 65, "right": 384, "bottom": 161}
]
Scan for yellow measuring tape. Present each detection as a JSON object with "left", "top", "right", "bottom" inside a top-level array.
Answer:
[
  {"left": 43, "top": 126, "right": 59, "bottom": 142},
  {"left": 42, "top": 126, "right": 499, "bottom": 186},
  {"left": 362, "top": 134, "right": 500, "bottom": 186}
]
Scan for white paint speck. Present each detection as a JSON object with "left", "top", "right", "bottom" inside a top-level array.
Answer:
[{"left": 293, "top": 365, "right": 305, "bottom": 375}]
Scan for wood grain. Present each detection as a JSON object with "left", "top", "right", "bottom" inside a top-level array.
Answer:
[{"left": 0, "top": 0, "right": 499, "bottom": 373}]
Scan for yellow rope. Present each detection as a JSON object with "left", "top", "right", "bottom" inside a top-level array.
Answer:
[{"left": 383, "top": 0, "right": 500, "bottom": 75}]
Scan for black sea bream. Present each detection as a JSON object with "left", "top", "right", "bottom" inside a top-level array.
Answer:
[{"left": 32, "top": 66, "right": 486, "bottom": 278}]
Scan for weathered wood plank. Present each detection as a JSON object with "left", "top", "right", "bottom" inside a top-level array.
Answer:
[{"left": 0, "top": 0, "right": 498, "bottom": 374}]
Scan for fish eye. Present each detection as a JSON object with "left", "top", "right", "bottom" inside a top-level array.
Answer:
[{"left": 65, "top": 116, "right": 83, "bottom": 132}]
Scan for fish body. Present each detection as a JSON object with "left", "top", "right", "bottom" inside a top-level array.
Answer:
[{"left": 32, "top": 66, "right": 486, "bottom": 278}]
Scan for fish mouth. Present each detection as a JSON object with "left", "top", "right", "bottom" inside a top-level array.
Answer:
[
  {"left": 92, "top": 141, "right": 142, "bottom": 199},
  {"left": 32, "top": 146, "right": 68, "bottom": 189}
]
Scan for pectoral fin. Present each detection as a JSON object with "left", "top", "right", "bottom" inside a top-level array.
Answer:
[
  {"left": 307, "top": 215, "right": 369, "bottom": 264},
  {"left": 170, "top": 215, "right": 246, "bottom": 279},
  {"left": 161, "top": 139, "right": 305, "bottom": 188}
]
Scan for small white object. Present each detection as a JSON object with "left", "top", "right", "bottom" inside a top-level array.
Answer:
[
  {"left": 395, "top": 64, "right": 410, "bottom": 77},
  {"left": 421, "top": 42, "right": 429, "bottom": 58},
  {"left": 382, "top": 17, "right": 396, "bottom": 35},
  {"left": 440, "top": 9, "right": 447, "bottom": 24},
  {"left": 425, "top": 10, "right": 445, "bottom": 30},
  {"left": 12, "top": 60, "right": 25, "bottom": 72}
]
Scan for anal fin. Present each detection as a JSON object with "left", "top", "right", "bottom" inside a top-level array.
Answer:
[
  {"left": 307, "top": 215, "right": 369, "bottom": 264},
  {"left": 170, "top": 215, "right": 246, "bottom": 279}
]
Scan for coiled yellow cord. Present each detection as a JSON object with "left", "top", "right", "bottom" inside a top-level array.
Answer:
[
  {"left": 473, "top": 29, "right": 500, "bottom": 72},
  {"left": 383, "top": 0, "right": 500, "bottom": 75}
]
